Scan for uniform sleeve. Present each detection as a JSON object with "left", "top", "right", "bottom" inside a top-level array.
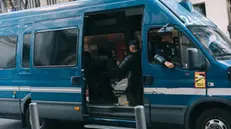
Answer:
[
  {"left": 115, "top": 55, "right": 133, "bottom": 79},
  {"left": 153, "top": 44, "right": 167, "bottom": 64}
]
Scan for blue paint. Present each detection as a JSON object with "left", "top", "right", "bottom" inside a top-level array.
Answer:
[
  {"left": 19, "top": 91, "right": 30, "bottom": 99},
  {"left": 0, "top": 0, "right": 229, "bottom": 127},
  {"left": 145, "top": 94, "right": 203, "bottom": 106},
  {"left": 159, "top": 0, "right": 215, "bottom": 26},
  {"left": 31, "top": 92, "right": 81, "bottom": 102},
  {"left": 0, "top": 91, "right": 18, "bottom": 99}
]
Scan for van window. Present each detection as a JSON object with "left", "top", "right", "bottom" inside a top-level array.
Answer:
[
  {"left": 148, "top": 27, "right": 201, "bottom": 69},
  {"left": 23, "top": 33, "right": 31, "bottom": 68},
  {"left": 0, "top": 36, "right": 17, "bottom": 68},
  {"left": 34, "top": 28, "right": 78, "bottom": 67}
]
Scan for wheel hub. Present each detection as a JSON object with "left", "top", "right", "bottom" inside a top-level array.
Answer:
[{"left": 205, "top": 119, "right": 228, "bottom": 129}]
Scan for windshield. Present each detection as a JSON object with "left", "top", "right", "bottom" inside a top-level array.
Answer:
[{"left": 188, "top": 26, "right": 231, "bottom": 60}]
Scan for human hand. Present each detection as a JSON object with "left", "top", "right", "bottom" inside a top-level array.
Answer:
[{"left": 164, "top": 61, "right": 174, "bottom": 68}]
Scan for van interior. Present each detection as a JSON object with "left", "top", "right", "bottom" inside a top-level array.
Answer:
[{"left": 82, "top": 7, "right": 144, "bottom": 122}]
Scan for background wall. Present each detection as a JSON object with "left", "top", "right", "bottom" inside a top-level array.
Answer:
[{"left": 191, "top": 0, "right": 230, "bottom": 36}]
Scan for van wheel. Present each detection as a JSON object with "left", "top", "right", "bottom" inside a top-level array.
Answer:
[
  {"left": 195, "top": 108, "right": 231, "bottom": 129},
  {"left": 25, "top": 107, "right": 46, "bottom": 129}
]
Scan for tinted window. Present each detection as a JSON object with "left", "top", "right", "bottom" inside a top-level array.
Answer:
[
  {"left": 0, "top": 36, "right": 17, "bottom": 68},
  {"left": 34, "top": 28, "right": 78, "bottom": 67},
  {"left": 23, "top": 33, "right": 31, "bottom": 68}
]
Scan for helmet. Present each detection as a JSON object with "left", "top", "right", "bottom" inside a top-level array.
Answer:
[{"left": 157, "top": 25, "right": 174, "bottom": 36}]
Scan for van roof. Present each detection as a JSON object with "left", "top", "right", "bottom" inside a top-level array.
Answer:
[
  {"left": 0, "top": 0, "right": 216, "bottom": 27},
  {"left": 0, "top": 0, "right": 144, "bottom": 22}
]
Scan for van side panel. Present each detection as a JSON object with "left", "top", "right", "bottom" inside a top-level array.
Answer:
[
  {"left": 0, "top": 0, "right": 147, "bottom": 121},
  {"left": 28, "top": 16, "right": 84, "bottom": 121},
  {"left": 0, "top": 25, "right": 21, "bottom": 118}
]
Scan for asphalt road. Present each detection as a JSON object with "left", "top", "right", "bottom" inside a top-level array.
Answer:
[{"left": 0, "top": 118, "right": 184, "bottom": 129}]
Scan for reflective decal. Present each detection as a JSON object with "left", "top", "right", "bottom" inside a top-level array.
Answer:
[{"left": 195, "top": 72, "right": 206, "bottom": 88}]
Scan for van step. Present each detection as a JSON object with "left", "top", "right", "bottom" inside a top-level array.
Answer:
[
  {"left": 87, "top": 104, "right": 135, "bottom": 118},
  {"left": 87, "top": 117, "right": 136, "bottom": 123},
  {"left": 84, "top": 124, "right": 135, "bottom": 129}
]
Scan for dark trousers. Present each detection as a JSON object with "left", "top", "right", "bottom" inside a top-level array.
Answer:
[{"left": 126, "top": 87, "right": 142, "bottom": 106}]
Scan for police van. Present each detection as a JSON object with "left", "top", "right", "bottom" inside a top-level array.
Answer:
[{"left": 0, "top": 0, "right": 230, "bottom": 129}]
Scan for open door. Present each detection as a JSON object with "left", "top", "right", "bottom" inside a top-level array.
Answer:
[
  {"left": 143, "top": 24, "right": 207, "bottom": 124},
  {"left": 82, "top": 7, "right": 145, "bottom": 128}
]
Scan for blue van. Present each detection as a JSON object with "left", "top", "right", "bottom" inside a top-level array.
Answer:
[{"left": 0, "top": 0, "right": 230, "bottom": 129}]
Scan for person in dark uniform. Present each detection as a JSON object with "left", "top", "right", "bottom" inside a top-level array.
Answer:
[
  {"left": 114, "top": 40, "right": 142, "bottom": 106},
  {"left": 153, "top": 26, "right": 178, "bottom": 68}
]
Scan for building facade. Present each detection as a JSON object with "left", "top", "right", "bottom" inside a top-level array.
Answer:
[
  {"left": 191, "top": 0, "right": 231, "bottom": 37},
  {"left": 0, "top": 0, "right": 71, "bottom": 13}
]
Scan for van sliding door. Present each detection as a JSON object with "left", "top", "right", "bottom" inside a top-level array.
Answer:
[{"left": 30, "top": 16, "right": 84, "bottom": 121}]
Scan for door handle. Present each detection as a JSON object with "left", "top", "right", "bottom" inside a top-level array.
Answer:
[
  {"left": 19, "top": 70, "right": 30, "bottom": 75},
  {"left": 143, "top": 75, "right": 153, "bottom": 85},
  {"left": 71, "top": 76, "right": 80, "bottom": 85},
  {"left": 81, "top": 69, "right": 85, "bottom": 76}
]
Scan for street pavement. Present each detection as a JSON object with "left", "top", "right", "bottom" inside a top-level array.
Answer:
[{"left": 0, "top": 118, "right": 184, "bottom": 129}]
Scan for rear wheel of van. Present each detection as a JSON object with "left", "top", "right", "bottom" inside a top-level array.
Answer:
[
  {"left": 25, "top": 107, "right": 46, "bottom": 129},
  {"left": 195, "top": 108, "right": 231, "bottom": 129}
]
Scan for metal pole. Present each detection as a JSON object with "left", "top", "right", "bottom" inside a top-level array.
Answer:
[
  {"left": 134, "top": 105, "right": 147, "bottom": 129},
  {"left": 29, "top": 103, "right": 40, "bottom": 129}
]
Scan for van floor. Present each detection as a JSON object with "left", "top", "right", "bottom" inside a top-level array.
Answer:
[{"left": 89, "top": 91, "right": 119, "bottom": 105}]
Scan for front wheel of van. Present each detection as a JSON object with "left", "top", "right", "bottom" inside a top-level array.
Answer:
[
  {"left": 195, "top": 108, "right": 231, "bottom": 129},
  {"left": 25, "top": 107, "right": 46, "bottom": 129}
]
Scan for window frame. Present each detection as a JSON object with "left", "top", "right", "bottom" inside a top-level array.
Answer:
[
  {"left": 22, "top": 32, "right": 32, "bottom": 69},
  {"left": 33, "top": 27, "right": 79, "bottom": 68},
  {"left": 147, "top": 25, "right": 207, "bottom": 70}
]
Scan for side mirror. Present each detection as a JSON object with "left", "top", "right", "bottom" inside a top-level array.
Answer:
[{"left": 186, "top": 48, "right": 207, "bottom": 70}]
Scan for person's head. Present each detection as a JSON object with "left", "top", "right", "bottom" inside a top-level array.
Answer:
[
  {"left": 161, "top": 32, "right": 173, "bottom": 42},
  {"left": 158, "top": 26, "right": 174, "bottom": 43},
  {"left": 128, "top": 40, "right": 138, "bottom": 53}
]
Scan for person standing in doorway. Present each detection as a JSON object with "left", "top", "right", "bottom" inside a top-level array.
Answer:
[{"left": 114, "top": 40, "right": 142, "bottom": 106}]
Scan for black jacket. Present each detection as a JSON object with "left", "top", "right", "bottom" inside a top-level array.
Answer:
[
  {"left": 115, "top": 52, "right": 142, "bottom": 89},
  {"left": 153, "top": 41, "right": 177, "bottom": 64}
]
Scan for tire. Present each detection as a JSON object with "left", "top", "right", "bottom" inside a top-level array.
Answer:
[
  {"left": 195, "top": 108, "right": 231, "bottom": 129},
  {"left": 25, "top": 107, "right": 46, "bottom": 129}
]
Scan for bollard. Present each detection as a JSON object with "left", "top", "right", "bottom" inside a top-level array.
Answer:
[
  {"left": 29, "top": 103, "right": 40, "bottom": 129},
  {"left": 134, "top": 105, "right": 147, "bottom": 129}
]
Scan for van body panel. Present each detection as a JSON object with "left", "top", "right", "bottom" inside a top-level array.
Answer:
[
  {"left": 0, "top": 0, "right": 229, "bottom": 128},
  {"left": 28, "top": 16, "right": 84, "bottom": 120},
  {"left": 0, "top": 24, "right": 21, "bottom": 117}
]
